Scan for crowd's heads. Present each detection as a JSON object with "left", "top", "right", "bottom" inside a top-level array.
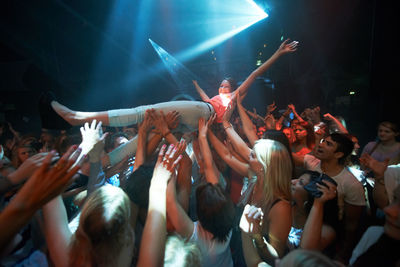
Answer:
[
  {"left": 253, "top": 139, "right": 292, "bottom": 204},
  {"left": 69, "top": 185, "right": 133, "bottom": 266},
  {"left": 164, "top": 235, "right": 201, "bottom": 267},
  {"left": 196, "top": 183, "right": 235, "bottom": 242}
]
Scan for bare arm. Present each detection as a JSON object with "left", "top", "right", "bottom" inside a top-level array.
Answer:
[
  {"left": 133, "top": 110, "right": 153, "bottom": 172},
  {"left": 300, "top": 181, "right": 337, "bottom": 250},
  {"left": 237, "top": 95, "right": 259, "bottom": 146},
  {"left": 137, "top": 144, "right": 183, "bottom": 267},
  {"left": 222, "top": 103, "right": 253, "bottom": 160},
  {"left": 323, "top": 113, "right": 348, "bottom": 134},
  {"left": 198, "top": 115, "right": 221, "bottom": 184},
  {"left": 193, "top": 80, "right": 210, "bottom": 101},
  {"left": 207, "top": 128, "right": 249, "bottom": 177},
  {"left": 235, "top": 39, "right": 298, "bottom": 97}
]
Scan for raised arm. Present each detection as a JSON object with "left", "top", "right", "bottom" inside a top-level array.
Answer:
[
  {"left": 323, "top": 113, "right": 348, "bottom": 134},
  {"left": 222, "top": 103, "right": 252, "bottom": 160},
  {"left": 300, "top": 181, "right": 337, "bottom": 250},
  {"left": 235, "top": 39, "right": 298, "bottom": 97},
  {"left": 207, "top": 128, "right": 249, "bottom": 177},
  {"left": 198, "top": 115, "right": 221, "bottom": 184},
  {"left": 166, "top": 142, "right": 195, "bottom": 239},
  {"left": 0, "top": 147, "right": 81, "bottom": 253},
  {"left": 288, "top": 104, "right": 305, "bottom": 123},
  {"left": 237, "top": 94, "right": 259, "bottom": 146},
  {"left": 137, "top": 144, "right": 183, "bottom": 267},
  {"left": 192, "top": 80, "right": 210, "bottom": 101},
  {"left": 133, "top": 110, "right": 153, "bottom": 172}
]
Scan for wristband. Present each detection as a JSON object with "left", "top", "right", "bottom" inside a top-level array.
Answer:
[{"left": 223, "top": 123, "right": 233, "bottom": 130}]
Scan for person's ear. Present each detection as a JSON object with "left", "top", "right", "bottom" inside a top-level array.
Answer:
[{"left": 334, "top": 151, "right": 344, "bottom": 161}]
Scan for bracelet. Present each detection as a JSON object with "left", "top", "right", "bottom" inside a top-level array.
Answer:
[
  {"left": 251, "top": 234, "right": 266, "bottom": 248},
  {"left": 223, "top": 123, "right": 233, "bottom": 130}
]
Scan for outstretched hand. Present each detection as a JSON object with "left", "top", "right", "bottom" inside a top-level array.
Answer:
[
  {"left": 15, "top": 145, "right": 82, "bottom": 210},
  {"left": 152, "top": 143, "right": 184, "bottom": 184},
  {"left": 79, "top": 120, "right": 106, "bottom": 155},
  {"left": 277, "top": 39, "right": 299, "bottom": 55},
  {"left": 222, "top": 101, "right": 236, "bottom": 123},
  {"left": 198, "top": 114, "right": 216, "bottom": 137}
]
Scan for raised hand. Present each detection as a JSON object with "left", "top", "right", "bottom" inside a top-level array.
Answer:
[
  {"left": 198, "top": 114, "right": 216, "bottom": 137},
  {"left": 315, "top": 180, "right": 337, "bottom": 204},
  {"left": 266, "top": 101, "right": 277, "bottom": 115},
  {"left": 149, "top": 109, "right": 170, "bottom": 136},
  {"left": 277, "top": 39, "right": 299, "bottom": 55},
  {"left": 16, "top": 145, "right": 82, "bottom": 210},
  {"left": 79, "top": 120, "right": 105, "bottom": 155},
  {"left": 8, "top": 152, "right": 60, "bottom": 185},
  {"left": 360, "top": 153, "right": 389, "bottom": 178},
  {"left": 152, "top": 143, "right": 184, "bottom": 184},
  {"left": 240, "top": 204, "right": 264, "bottom": 235},
  {"left": 222, "top": 101, "right": 236, "bottom": 123},
  {"left": 165, "top": 111, "right": 180, "bottom": 130}
]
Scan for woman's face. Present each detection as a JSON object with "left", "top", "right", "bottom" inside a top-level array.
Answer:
[
  {"left": 292, "top": 124, "right": 307, "bottom": 140},
  {"left": 18, "top": 147, "right": 35, "bottom": 163},
  {"left": 291, "top": 174, "right": 311, "bottom": 203},
  {"left": 283, "top": 128, "right": 294, "bottom": 143},
  {"left": 218, "top": 80, "right": 232, "bottom": 94},
  {"left": 378, "top": 124, "right": 398, "bottom": 142}
]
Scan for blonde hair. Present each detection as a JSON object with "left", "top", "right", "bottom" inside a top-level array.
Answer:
[
  {"left": 69, "top": 185, "right": 132, "bottom": 266},
  {"left": 164, "top": 235, "right": 202, "bottom": 267},
  {"left": 253, "top": 139, "right": 292, "bottom": 206}
]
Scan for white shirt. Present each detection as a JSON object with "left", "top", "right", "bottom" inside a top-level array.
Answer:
[
  {"left": 190, "top": 221, "right": 233, "bottom": 267},
  {"left": 304, "top": 154, "right": 366, "bottom": 220}
]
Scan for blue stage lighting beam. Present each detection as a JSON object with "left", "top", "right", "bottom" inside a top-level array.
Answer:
[
  {"left": 175, "top": 0, "right": 268, "bottom": 62},
  {"left": 149, "top": 39, "right": 200, "bottom": 94}
]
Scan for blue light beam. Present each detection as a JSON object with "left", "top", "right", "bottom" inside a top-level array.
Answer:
[
  {"left": 149, "top": 39, "right": 201, "bottom": 95},
  {"left": 174, "top": 0, "right": 268, "bottom": 62}
]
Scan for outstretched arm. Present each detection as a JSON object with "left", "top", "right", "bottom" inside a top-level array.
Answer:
[
  {"left": 222, "top": 103, "right": 252, "bottom": 161},
  {"left": 237, "top": 95, "right": 259, "bottom": 146},
  {"left": 288, "top": 104, "right": 305, "bottom": 123},
  {"left": 198, "top": 115, "right": 221, "bottom": 184},
  {"left": 207, "top": 128, "right": 249, "bottom": 177},
  {"left": 193, "top": 80, "right": 210, "bottom": 101},
  {"left": 235, "top": 39, "right": 298, "bottom": 97},
  {"left": 137, "top": 144, "right": 183, "bottom": 267},
  {"left": 323, "top": 113, "right": 348, "bottom": 134},
  {"left": 133, "top": 110, "right": 153, "bottom": 172},
  {"left": 0, "top": 147, "right": 81, "bottom": 254}
]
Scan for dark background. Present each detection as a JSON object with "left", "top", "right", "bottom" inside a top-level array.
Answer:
[{"left": 0, "top": 0, "right": 397, "bottom": 149}]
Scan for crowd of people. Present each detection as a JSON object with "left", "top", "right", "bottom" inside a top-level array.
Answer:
[{"left": 1, "top": 39, "right": 399, "bottom": 267}]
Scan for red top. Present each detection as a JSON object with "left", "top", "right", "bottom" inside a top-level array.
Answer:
[{"left": 206, "top": 94, "right": 232, "bottom": 123}]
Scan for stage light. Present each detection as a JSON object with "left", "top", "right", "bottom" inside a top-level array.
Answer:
[{"left": 171, "top": 0, "right": 268, "bottom": 63}]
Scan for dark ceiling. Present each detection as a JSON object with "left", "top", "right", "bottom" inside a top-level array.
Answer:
[{"left": 0, "top": 0, "right": 397, "bottom": 146}]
